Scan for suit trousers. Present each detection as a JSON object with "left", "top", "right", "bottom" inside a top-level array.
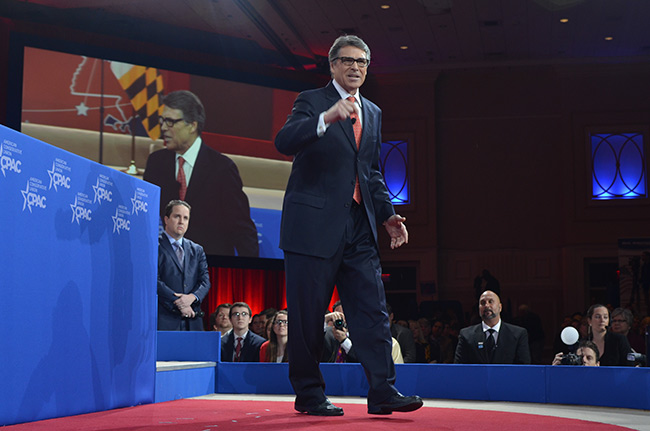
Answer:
[{"left": 285, "top": 202, "right": 397, "bottom": 406}]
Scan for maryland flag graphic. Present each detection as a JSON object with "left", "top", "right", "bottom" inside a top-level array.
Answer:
[{"left": 110, "top": 61, "right": 164, "bottom": 141}]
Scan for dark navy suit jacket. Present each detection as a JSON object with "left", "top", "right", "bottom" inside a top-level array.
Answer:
[
  {"left": 454, "top": 321, "right": 531, "bottom": 364},
  {"left": 157, "top": 234, "right": 210, "bottom": 330},
  {"left": 221, "top": 330, "right": 266, "bottom": 362},
  {"left": 275, "top": 81, "right": 395, "bottom": 258}
]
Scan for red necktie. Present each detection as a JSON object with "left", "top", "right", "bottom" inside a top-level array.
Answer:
[
  {"left": 348, "top": 96, "right": 362, "bottom": 204},
  {"left": 235, "top": 337, "right": 243, "bottom": 362},
  {"left": 177, "top": 156, "right": 187, "bottom": 201}
]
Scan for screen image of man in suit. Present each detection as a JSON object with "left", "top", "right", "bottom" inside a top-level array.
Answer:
[
  {"left": 274, "top": 35, "right": 422, "bottom": 417},
  {"left": 157, "top": 200, "right": 211, "bottom": 331},
  {"left": 220, "top": 302, "right": 265, "bottom": 362},
  {"left": 144, "top": 90, "right": 259, "bottom": 257},
  {"left": 454, "top": 290, "right": 531, "bottom": 364}
]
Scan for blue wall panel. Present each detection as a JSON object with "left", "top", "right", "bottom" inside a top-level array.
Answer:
[{"left": 0, "top": 125, "right": 159, "bottom": 426}]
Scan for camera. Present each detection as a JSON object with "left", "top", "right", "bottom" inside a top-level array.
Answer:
[
  {"left": 627, "top": 352, "right": 647, "bottom": 366},
  {"left": 561, "top": 353, "right": 583, "bottom": 365},
  {"left": 334, "top": 319, "right": 347, "bottom": 331}
]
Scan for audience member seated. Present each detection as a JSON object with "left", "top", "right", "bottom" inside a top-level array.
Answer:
[
  {"left": 431, "top": 318, "right": 456, "bottom": 364},
  {"left": 552, "top": 340, "right": 600, "bottom": 366},
  {"left": 251, "top": 313, "right": 268, "bottom": 339},
  {"left": 409, "top": 319, "right": 438, "bottom": 363},
  {"left": 454, "top": 290, "right": 531, "bottom": 364},
  {"left": 441, "top": 320, "right": 460, "bottom": 363},
  {"left": 221, "top": 302, "right": 265, "bottom": 362},
  {"left": 322, "top": 309, "right": 403, "bottom": 364},
  {"left": 322, "top": 310, "right": 359, "bottom": 363},
  {"left": 586, "top": 304, "right": 633, "bottom": 366},
  {"left": 209, "top": 303, "right": 232, "bottom": 336},
  {"left": 259, "top": 310, "right": 289, "bottom": 362},
  {"left": 386, "top": 303, "right": 417, "bottom": 363},
  {"left": 610, "top": 307, "right": 646, "bottom": 354}
]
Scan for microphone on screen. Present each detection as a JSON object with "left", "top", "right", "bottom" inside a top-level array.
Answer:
[{"left": 351, "top": 117, "right": 357, "bottom": 125}]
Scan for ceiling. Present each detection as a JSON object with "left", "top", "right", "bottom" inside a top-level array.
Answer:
[{"left": 8, "top": 0, "right": 650, "bottom": 73}]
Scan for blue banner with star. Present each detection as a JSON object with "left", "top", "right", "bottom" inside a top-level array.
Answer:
[{"left": 0, "top": 124, "right": 160, "bottom": 426}]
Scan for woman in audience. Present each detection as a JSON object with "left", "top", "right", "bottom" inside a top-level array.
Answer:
[
  {"left": 259, "top": 310, "right": 288, "bottom": 363},
  {"left": 610, "top": 307, "right": 645, "bottom": 354},
  {"left": 586, "top": 304, "right": 633, "bottom": 366}
]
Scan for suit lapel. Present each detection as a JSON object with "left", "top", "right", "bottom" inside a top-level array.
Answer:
[
  {"left": 325, "top": 82, "right": 358, "bottom": 152},
  {"left": 161, "top": 234, "right": 184, "bottom": 272},
  {"left": 476, "top": 326, "right": 490, "bottom": 364}
]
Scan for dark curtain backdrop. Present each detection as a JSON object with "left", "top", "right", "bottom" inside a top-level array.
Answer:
[{"left": 201, "top": 267, "right": 340, "bottom": 330}]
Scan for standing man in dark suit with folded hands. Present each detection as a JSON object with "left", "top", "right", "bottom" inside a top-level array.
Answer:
[
  {"left": 454, "top": 290, "right": 531, "bottom": 364},
  {"left": 157, "top": 200, "right": 211, "bottom": 331},
  {"left": 275, "top": 35, "right": 422, "bottom": 417}
]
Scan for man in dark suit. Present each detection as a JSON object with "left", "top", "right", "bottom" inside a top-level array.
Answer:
[
  {"left": 454, "top": 290, "right": 531, "bottom": 364},
  {"left": 274, "top": 35, "right": 422, "bottom": 417},
  {"left": 157, "top": 200, "right": 211, "bottom": 331},
  {"left": 144, "top": 90, "right": 258, "bottom": 257},
  {"left": 220, "top": 302, "right": 265, "bottom": 362}
]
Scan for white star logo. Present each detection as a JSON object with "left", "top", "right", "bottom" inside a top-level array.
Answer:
[{"left": 75, "top": 102, "right": 90, "bottom": 116}]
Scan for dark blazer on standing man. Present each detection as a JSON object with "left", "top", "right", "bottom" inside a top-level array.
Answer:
[
  {"left": 144, "top": 143, "right": 259, "bottom": 257},
  {"left": 157, "top": 234, "right": 211, "bottom": 331},
  {"left": 221, "top": 330, "right": 266, "bottom": 362},
  {"left": 275, "top": 81, "right": 395, "bottom": 259},
  {"left": 454, "top": 321, "right": 531, "bottom": 364}
]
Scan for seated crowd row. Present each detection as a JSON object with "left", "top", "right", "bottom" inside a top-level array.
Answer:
[{"left": 209, "top": 291, "right": 647, "bottom": 366}]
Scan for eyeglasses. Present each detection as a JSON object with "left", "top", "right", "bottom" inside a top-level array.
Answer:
[
  {"left": 231, "top": 311, "right": 250, "bottom": 318},
  {"left": 611, "top": 319, "right": 627, "bottom": 323},
  {"left": 159, "top": 116, "right": 185, "bottom": 127},
  {"left": 334, "top": 56, "right": 370, "bottom": 68},
  {"left": 274, "top": 320, "right": 288, "bottom": 326}
]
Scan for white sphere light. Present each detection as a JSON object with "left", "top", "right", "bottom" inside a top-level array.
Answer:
[{"left": 560, "top": 326, "right": 579, "bottom": 345}]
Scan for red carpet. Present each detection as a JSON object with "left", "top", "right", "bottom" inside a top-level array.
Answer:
[{"left": 4, "top": 399, "right": 634, "bottom": 430}]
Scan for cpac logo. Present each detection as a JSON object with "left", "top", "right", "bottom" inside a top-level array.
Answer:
[
  {"left": 131, "top": 191, "right": 148, "bottom": 215},
  {"left": 112, "top": 209, "right": 131, "bottom": 234},
  {"left": 1, "top": 143, "right": 22, "bottom": 177},
  {"left": 21, "top": 181, "right": 46, "bottom": 212},
  {"left": 48, "top": 162, "right": 71, "bottom": 191},
  {"left": 93, "top": 178, "right": 113, "bottom": 204},
  {"left": 70, "top": 196, "right": 92, "bottom": 224}
]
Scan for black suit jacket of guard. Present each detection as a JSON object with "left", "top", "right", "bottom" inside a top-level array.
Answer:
[
  {"left": 221, "top": 330, "right": 266, "bottom": 362},
  {"left": 454, "top": 321, "right": 531, "bottom": 364},
  {"left": 157, "top": 234, "right": 211, "bottom": 331},
  {"left": 144, "top": 143, "right": 259, "bottom": 257},
  {"left": 274, "top": 81, "right": 395, "bottom": 258}
]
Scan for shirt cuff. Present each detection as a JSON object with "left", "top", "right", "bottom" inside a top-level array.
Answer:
[
  {"left": 317, "top": 112, "right": 329, "bottom": 137},
  {"left": 340, "top": 337, "right": 352, "bottom": 353}
]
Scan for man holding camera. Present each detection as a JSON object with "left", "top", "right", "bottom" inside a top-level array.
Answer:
[
  {"left": 322, "top": 311, "right": 359, "bottom": 363},
  {"left": 552, "top": 341, "right": 601, "bottom": 366}
]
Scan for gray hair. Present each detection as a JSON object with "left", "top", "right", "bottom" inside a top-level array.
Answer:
[
  {"left": 162, "top": 90, "right": 206, "bottom": 136},
  {"left": 328, "top": 35, "right": 371, "bottom": 63},
  {"left": 611, "top": 307, "right": 633, "bottom": 327}
]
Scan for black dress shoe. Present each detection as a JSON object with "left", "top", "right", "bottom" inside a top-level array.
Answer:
[
  {"left": 368, "top": 393, "right": 423, "bottom": 415},
  {"left": 295, "top": 399, "right": 344, "bottom": 416}
]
